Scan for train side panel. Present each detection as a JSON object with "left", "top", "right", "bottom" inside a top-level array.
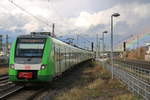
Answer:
[
  {"left": 52, "top": 38, "right": 94, "bottom": 77},
  {"left": 38, "top": 38, "right": 55, "bottom": 81},
  {"left": 9, "top": 37, "right": 55, "bottom": 82},
  {"left": 9, "top": 40, "right": 17, "bottom": 81},
  {"left": 8, "top": 35, "right": 94, "bottom": 83}
]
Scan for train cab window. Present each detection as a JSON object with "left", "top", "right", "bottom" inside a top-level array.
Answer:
[{"left": 15, "top": 38, "right": 45, "bottom": 58}]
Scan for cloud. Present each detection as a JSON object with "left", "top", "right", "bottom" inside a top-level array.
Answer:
[
  {"left": 0, "top": 0, "right": 150, "bottom": 49},
  {"left": 72, "top": 3, "right": 150, "bottom": 29}
]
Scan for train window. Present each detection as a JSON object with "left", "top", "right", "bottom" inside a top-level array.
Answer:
[
  {"left": 55, "top": 47, "right": 60, "bottom": 61},
  {"left": 18, "top": 44, "right": 44, "bottom": 49},
  {"left": 16, "top": 49, "right": 43, "bottom": 57},
  {"left": 15, "top": 38, "right": 45, "bottom": 57}
]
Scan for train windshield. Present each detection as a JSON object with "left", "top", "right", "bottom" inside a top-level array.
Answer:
[{"left": 15, "top": 38, "right": 45, "bottom": 57}]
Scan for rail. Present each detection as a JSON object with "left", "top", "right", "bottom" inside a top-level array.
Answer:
[
  {"left": 102, "top": 60, "right": 150, "bottom": 100},
  {"left": 114, "top": 60, "right": 150, "bottom": 84},
  {"left": 0, "top": 74, "right": 8, "bottom": 81},
  {"left": 0, "top": 85, "right": 24, "bottom": 99}
]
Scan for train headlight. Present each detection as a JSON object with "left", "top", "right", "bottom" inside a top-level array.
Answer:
[
  {"left": 41, "top": 64, "right": 47, "bottom": 70},
  {"left": 10, "top": 64, "right": 15, "bottom": 69}
]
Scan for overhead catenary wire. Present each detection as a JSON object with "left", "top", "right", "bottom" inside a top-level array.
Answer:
[
  {"left": 48, "top": 0, "right": 67, "bottom": 26},
  {"left": 48, "top": 0, "right": 93, "bottom": 44},
  {"left": 8, "top": 0, "right": 92, "bottom": 47},
  {"left": 8, "top": 0, "right": 52, "bottom": 29}
]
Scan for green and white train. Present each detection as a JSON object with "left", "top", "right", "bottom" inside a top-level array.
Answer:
[{"left": 8, "top": 33, "right": 94, "bottom": 82}]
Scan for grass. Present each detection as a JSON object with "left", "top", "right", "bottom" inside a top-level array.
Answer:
[
  {"left": 113, "top": 94, "right": 141, "bottom": 100},
  {"left": 53, "top": 61, "right": 142, "bottom": 100}
]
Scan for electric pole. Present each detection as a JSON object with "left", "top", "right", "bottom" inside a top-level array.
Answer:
[
  {"left": 0, "top": 35, "right": 2, "bottom": 53},
  {"left": 6, "top": 35, "right": 9, "bottom": 56},
  {"left": 52, "top": 23, "right": 56, "bottom": 38}
]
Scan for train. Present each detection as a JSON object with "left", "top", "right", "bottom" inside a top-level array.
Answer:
[{"left": 8, "top": 33, "right": 94, "bottom": 82}]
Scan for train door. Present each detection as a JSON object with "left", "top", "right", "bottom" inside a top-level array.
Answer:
[
  {"left": 58, "top": 48, "right": 61, "bottom": 73},
  {"left": 64, "top": 47, "right": 67, "bottom": 70},
  {"left": 70, "top": 49, "right": 73, "bottom": 66},
  {"left": 69, "top": 47, "right": 71, "bottom": 67},
  {"left": 76, "top": 50, "right": 78, "bottom": 64},
  {"left": 60, "top": 47, "right": 65, "bottom": 72},
  {"left": 54, "top": 45, "right": 61, "bottom": 75},
  {"left": 54, "top": 46, "right": 58, "bottom": 74}
]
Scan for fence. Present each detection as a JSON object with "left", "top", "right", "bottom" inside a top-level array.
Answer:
[
  {"left": 114, "top": 60, "right": 150, "bottom": 84},
  {"left": 103, "top": 60, "right": 150, "bottom": 100}
]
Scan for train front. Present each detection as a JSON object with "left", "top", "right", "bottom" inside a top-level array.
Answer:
[{"left": 8, "top": 36, "right": 53, "bottom": 82}]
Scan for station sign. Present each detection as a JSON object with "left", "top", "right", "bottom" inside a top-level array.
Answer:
[{"left": 18, "top": 38, "right": 45, "bottom": 43}]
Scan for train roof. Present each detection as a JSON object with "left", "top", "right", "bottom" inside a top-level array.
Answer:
[
  {"left": 17, "top": 34, "right": 93, "bottom": 52},
  {"left": 51, "top": 37, "right": 93, "bottom": 52},
  {"left": 17, "top": 32, "right": 51, "bottom": 38},
  {"left": 17, "top": 34, "right": 49, "bottom": 39}
]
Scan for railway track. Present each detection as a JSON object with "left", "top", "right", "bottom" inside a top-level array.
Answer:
[
  {"left": 0, "top": 74, "right": 9, "bottom": 85},
  {"left": 0, "top": 74, "right": 44, "bottom": 100},
  {"left": 0, "top": 74, "right": 24, "bottom": 99},
  {"left": 5, "top": 85, "right": 47, "bottom": 100},
  {"left": 114, "top": 59, "right": 150, "bottom": 70},
  {"left": 1, "top": 61, "right": 93, "bottom": 100},
  {"left": 0, "top": 74, "right": 8, "bottom": 80},
  {"left": 0, "top": 74, "right": 47, "bottom": 99},
  {"left": 0, "top": 84, "right": 24, "bottom": 99},
  {"left": 113, "top": 58, "right": 150, "bottom": 84}
]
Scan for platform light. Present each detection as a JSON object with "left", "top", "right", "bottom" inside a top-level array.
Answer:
[
  {"left": 102, "top": 31, "right": 108, "bottom": 67},
  {"left": 111, "top": 13, "right": 120, "bottom": 79}
]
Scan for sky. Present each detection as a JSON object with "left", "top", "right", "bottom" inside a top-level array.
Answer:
[{"left": 1, "top": 0, "right": 150, "bottom": 50}]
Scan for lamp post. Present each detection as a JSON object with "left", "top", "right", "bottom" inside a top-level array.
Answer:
[
  {"left": 102, "top": 31, "right": 108, "bottom": 67},
  {"left": 98, "top": 37, "right": 103, "bottom": 58},
  {"left": 102, "top": 31, "right": 108, "bottom": 56},
  {"left": 111, "top": 13, "right": 120, "bottom": 79},
  {"left": 96, "top": 34, "right": 99, "bottom": 58}
]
